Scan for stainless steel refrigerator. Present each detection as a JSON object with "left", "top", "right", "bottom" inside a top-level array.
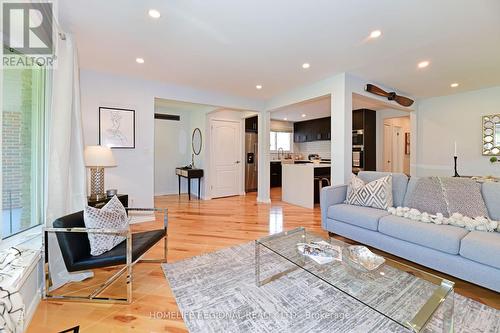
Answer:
[{"left": 245, "top": 132, "right": 258, "bottom": 192}]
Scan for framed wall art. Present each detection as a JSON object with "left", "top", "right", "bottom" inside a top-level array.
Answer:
[
  {"left": 405, "top": 132, "right": 410, "bottom": 155},
  {"left": 99, "top": 107, "right": 135, "bottom": 149}
]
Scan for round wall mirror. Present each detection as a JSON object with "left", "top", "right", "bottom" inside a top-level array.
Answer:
[{"left": 192, "top": 128, "right": 202, "bottom": 155}]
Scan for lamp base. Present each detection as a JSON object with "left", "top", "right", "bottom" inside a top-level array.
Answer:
[
  {"left": 89, "top": 193, "right": 107, "bottom": 201},
  {"left": 90, "top": 167, "right": 106, "bottom": 200}
]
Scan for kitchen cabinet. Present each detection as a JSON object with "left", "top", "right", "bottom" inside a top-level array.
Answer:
[
  {"left": 353, "top": 110, "right": 364, "bottom": 130},
  {"left": 245, "top": 116, "right": 258, "bottom": 132},
  {"left": 293, "top": 117, "right": 330, "bottom": 143},
  {"left": 352, "top": 109, "right": 376, "bottom": 171},
  {"left": 270, "top": 161, "right": 282, "bottom": 187}
]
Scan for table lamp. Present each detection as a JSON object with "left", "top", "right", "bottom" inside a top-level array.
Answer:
[{"left": 84, "top": 145, "right": 117, "bottom": 200}]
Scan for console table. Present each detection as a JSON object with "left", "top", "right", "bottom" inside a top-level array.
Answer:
[{"left": 175, "top": 167, "right": 204, "bottom": 200}]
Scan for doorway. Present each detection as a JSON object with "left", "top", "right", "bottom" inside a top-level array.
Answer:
[{"left": 383, "top": 116, "right": 410, "bottom": 174}]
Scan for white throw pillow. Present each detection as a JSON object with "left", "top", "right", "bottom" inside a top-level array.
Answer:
[
  {"left": 345, "top": 175, "right": 393, "bottom": 210},
  {"left": 83, "top": 196, "right": 129, "bottom": 256}
]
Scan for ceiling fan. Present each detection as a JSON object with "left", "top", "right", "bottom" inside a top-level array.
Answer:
[{"left": 365, "top": 84, "right": 414, "bottom": 107}]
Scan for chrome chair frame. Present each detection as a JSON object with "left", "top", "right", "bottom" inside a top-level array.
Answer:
[{"left": 43, "top": 208, "right": 168, "bottom": 304}]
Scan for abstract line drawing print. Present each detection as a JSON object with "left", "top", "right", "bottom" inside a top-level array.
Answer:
[
  {"left": 107, "top": 111, "right": 128, "bottom": 145},
  {"left": 99, "top": 107, "right": 135, "bottom": 148}
]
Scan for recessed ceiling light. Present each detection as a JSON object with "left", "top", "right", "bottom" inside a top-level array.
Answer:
[
  {"left": 302, "top": 63, "right": 310, "bottom": 69},
  {"left": 301, "top": 114, "right": 306, "bottom": 118},
  {"left": 417, "top": 60, "right": 430, "bottom": 69},
  {"left": 148, "top": 9, "right": 161, "bottom": 18},
  {"left": 369, "top": 30, "right": 382, "bottom": 38},
  {"left": 256, "top": 85, "right": 262, "bottom": 90},
  {"left": 284, "top": 117, "right": 288, "bottom": 121},
  {"left": 136, "top": 57, "right": 145, "bottom": 64},
  {"left": 450, "top": 83, "right": 459, "bottom": 88}
]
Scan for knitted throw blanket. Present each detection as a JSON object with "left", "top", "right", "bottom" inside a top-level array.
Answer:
[
  {"left": 388, "top": 177, "right": 499, "bottom": 232},
  {"left": 387, "top": 206, "right": 500, "bottom": 232}
]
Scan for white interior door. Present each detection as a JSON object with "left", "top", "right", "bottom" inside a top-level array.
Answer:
[
  {"left": 383, "top": 124, "right": 392, "bottom": 172},
  {"left": 210, "top": 119, "right": 242, "bottom": 198},
  {"left": 392, "top": 126, "right": 403, "bottom": 173}
]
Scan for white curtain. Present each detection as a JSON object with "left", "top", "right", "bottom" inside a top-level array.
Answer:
[{"left": 45, "top": 33, "right": 93, "bottom": 290}]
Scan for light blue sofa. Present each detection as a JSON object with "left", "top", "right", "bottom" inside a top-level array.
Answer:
[{"left": 320, "top": 171, "right": 500, "bottom": 292}]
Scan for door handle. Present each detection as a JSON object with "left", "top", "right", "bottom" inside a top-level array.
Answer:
[{"left": 235, "top": 161, "right": 241, "bottom": 164}]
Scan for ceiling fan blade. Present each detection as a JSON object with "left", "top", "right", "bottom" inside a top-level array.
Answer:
[
  {"left": 394, "top": 95, "right": 414, "bottom": 107},
  {"left": 365, "top": 84, "right": 390, "bottom": 97}
]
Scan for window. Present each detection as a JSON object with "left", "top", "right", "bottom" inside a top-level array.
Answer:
[
  {"left": 2, "top": 63, "right": 47, "bottom": 238},
  {"left": 270, "top": 131, "right": 292, "bottom": 151}
]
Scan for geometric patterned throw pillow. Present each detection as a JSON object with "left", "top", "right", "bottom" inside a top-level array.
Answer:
[
  {"left": 83, "top": 196, "right": 129, "bottom": 256},
  {"left": 345, "top": 175, "right": 393, "bottom": 210}
]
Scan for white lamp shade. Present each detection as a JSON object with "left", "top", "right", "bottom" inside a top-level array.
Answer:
[{"left": 84, "top": 145, "right": 117, "bottom": 167}]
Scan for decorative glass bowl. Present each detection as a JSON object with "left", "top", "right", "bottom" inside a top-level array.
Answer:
[{"left": 342, "top": 245, "right": 385, "bottom": 272}]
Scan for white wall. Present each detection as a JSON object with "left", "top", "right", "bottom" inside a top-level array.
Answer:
[
  {"left": 416, "top": 86, "right": 500, "bottom": 177},
  {"left": 154, "top": 106, "right": 208, "bottom": 196},
  {"left": 270, "top": 119, "right": 293, "bottom": 132},
  {"left": 80, "top": 69, "right": 263, "bottom": 207}
]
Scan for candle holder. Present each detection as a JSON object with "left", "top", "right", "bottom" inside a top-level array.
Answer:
[{"left": 453, "top": 155, "right": 460, "bottom": 177}]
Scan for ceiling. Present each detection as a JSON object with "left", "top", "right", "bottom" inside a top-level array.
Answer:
[
  {"left": 270, "top": 93, "right": 408, "bottom": 122},
  {"left": 271, "top": 96, "right": 330, "bottom": 122},
  {"left": 154, "top": 98, "right": 218, "bottom": 114},
  {"left": 60, "top": 0, "right": 500, "bottom": 101}
]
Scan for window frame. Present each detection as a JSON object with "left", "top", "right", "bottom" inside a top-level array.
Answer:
[
  {"left": 269, "top": 130, "right": 293, "bottom": 152},
  {"left": 1, "top": 55, "right": 48, "bottom": 242}
]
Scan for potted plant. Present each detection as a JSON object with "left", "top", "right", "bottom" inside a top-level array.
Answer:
[{"left": 490, "top": 156, "right": 499, "bottom": 164}]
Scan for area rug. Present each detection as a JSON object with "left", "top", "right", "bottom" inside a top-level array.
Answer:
[{"left": 162, "top": 242, "right": 499, "bottom": 333}]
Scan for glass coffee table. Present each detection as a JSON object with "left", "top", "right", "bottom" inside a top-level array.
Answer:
[{"left": 255, "top": 227, "right": 454, "bottom": 333}]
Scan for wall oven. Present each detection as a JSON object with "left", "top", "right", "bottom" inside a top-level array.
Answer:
[
  {"left": 352, "top": 146, "right": 364, "bottom": 168},
  {"left": 352, "top": 129, "right": 364, "bottom": 146}
]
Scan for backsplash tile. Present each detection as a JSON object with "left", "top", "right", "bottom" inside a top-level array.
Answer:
[{"left": 295, "top": 141, "right": 331, "bottom": 159}]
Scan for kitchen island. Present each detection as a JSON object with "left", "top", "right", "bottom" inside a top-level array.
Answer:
[{"left": 281, "top": 163, "right": 331, "bottom": 209}]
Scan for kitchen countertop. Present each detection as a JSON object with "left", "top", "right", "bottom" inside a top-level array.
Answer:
[
  {"left": 270, "top": 160, "right": 331, "bottom": 164},
  {"left": 282, "top": 163, "right": 331, "bottom": 168}
]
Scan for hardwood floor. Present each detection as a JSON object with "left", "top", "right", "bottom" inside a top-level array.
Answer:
[{"left": 27, "top": 188, "right": 499, "bottom": 332}]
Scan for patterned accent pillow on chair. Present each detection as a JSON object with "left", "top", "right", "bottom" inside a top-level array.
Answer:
[
  {"left": 83, "top": 196, "right": 129, "bottom": 256},
  {"left": 345, "top": 174, "right": 393, "bottom": 210}
]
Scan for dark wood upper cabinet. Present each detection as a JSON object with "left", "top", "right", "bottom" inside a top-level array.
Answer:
[
  {"left": 245, "top": 116, "right": 258, "bottom": 132},
  {"left": 352, "top": 109, "right": 364, "bottom": 130},
  {"left": 293, "top": 117, "right": 330, "bottom": 143}
]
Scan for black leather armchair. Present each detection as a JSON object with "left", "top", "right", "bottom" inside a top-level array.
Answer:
[{"left": 43, "top": 208, "right": 168, "bottom": 304}]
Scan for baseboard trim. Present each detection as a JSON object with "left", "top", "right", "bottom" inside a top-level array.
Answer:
[{"left": 256, "top": 196, "right": 271, "bottom": 204}]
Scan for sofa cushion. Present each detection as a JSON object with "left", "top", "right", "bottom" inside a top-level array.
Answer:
[
  {"left": 460, "top": 231, "right": 500, "bottom": 269},
  {"left": 358, "top": 171, "right": 408, "bottom": 207},
  {"left": 327, "top": 204, "right": 389, "bottom": 231},
  {"left": 481, "top": 181, "right": 500, "bottom": 220},
  {"left": 378, "top": 215, "right": 469, "bottom": 254}
]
